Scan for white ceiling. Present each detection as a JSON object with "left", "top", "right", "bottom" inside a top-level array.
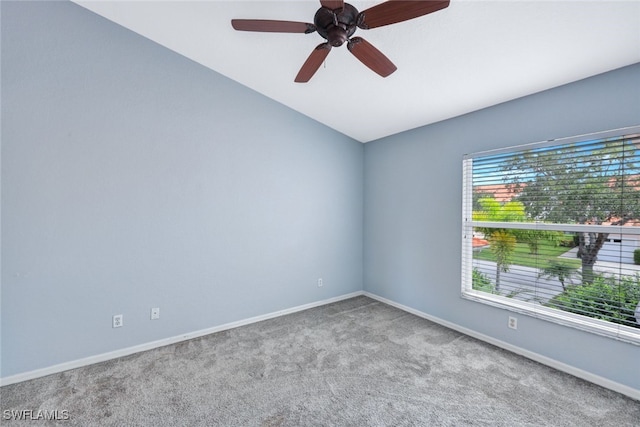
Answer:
[{"left": 73, "top": 1, "right": 640, "bottom": 142}]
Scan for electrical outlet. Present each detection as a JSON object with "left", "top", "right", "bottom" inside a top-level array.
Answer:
[
  {"left": 508, "top": 316, "right": 518, "bottom": 330},
  {"left": 318, "top": 278, "right": 323, "bottom": 287},
  {"left": 113, "top": 314, "right": 123, "bottom": 328},
  {"left": 151, "top": 307, "right": 160, "bottom": 320}
]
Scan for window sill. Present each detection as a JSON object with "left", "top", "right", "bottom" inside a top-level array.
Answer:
[{"left": 461, "top": 289, "right": 640, "bottom": 346}]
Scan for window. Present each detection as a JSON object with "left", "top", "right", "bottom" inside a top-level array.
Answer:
[{"left": 462, "top": 126, "right": 640, "bottom": 344}]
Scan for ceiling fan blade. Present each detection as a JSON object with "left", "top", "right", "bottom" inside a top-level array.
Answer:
[
  {"left": 295, "top": 43, "right": 332, "bottom": 83},
  {"left": 358, "top": 0, "right": 450, "bottom": 29},
  {"left": 347, "top": 37, "right": 397, "bottom": 78},
  {"left": 231, "top": 19, "right": 316, "bottom": 34},
  {"left": 320, "top": 0, "right": 344, "bottom": 10}
]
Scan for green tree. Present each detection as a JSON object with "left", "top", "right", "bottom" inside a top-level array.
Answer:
[{"left": 502, "top": 137, "right": 640, "bottom": 284}]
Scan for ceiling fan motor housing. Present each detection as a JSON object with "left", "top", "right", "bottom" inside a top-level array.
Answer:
[{"left": 314, "top": 3, "right": 359, "bottom": 47}]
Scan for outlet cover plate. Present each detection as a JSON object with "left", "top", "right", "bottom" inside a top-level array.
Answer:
[{"left": 113, "top": 314, "right": 123, "bottom": 328}]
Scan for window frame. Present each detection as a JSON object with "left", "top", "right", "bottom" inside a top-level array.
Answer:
[{"left": 461, "top": 125, "right": 640, "bottom": 345}]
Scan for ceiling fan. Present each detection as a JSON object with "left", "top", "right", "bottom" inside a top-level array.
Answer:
[{"left": 231, "top": 1, "right": 450, "bottom": 83}]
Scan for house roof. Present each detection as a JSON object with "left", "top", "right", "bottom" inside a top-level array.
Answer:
[
  {"left": 474, "top": 183, "right": 522, "bottom": 203},
  {"left": 596, "top": 217, "right": 640, "bottom": 227},
  {"left": 473, "top": 237, "right": 489, "bottom": 248}
]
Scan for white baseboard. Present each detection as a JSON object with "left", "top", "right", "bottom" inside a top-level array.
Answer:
[
  {"left": 363, "top": 291, "right": 640, "bottom": 401},
  {"left": 5, "top": 289, "right": 637, "bottom": 401},
  {"left": 0, "top": 291, "right": 364, "bottom": 387}
]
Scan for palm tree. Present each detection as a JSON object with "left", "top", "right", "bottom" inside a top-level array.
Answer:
[
  {"left": 538, "top": 261, "right": 578, "bottom": 291},
  {"left": 473, "top": 198, "right": 525, "bottom": 293},
  {"left": 488, "top": 230, "right": 516, "bottom": 293}
]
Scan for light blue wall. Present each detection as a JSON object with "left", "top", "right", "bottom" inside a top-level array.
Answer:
[
  {"left": 364, "top": 63, "right": 640, "bottom": 390},
  {"left": 1, "top": 1, "right": 363, "bottom": 377}
]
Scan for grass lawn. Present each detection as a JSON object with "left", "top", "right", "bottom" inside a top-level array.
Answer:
[{"left": 474, "top": 242, "right": 582, "bottom": 269}]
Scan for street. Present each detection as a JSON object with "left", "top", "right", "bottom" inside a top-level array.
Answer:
[
  {"left": 473, "top": 248, "right": 640, "bottom": 304},
  {"left": 473, "top": 260, "right": 564, "bottom": 303}
]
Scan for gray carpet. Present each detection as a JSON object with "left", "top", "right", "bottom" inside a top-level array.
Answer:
[{"left": 2, "top": 296, "right": 638, "bottom": 426}]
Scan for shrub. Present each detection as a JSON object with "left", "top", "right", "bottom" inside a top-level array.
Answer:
[
  {"left": 472, "top": 268, "right": 495, "bottom": 294},
  {"left": 573, "top": 234, "right": 580, "bottom": 248},
  {"left": 559, "top": 237, "right": 576, "bottom": 248},
  {"left": 546, "top": 273, "right": 640, "bottom": 328}
]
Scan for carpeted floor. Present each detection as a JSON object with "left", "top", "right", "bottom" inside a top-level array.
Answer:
[{"left": 2, "top": 296, "right": 638, "bottom": 426}]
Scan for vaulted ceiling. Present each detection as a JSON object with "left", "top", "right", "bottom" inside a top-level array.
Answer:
[{"left": 73, "top": 1, "right": 640, "bottom": 142}]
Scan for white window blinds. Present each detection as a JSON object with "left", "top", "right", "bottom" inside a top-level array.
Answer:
[{"left": 462, "top": 126, "right": 640, "bottom": 344}]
